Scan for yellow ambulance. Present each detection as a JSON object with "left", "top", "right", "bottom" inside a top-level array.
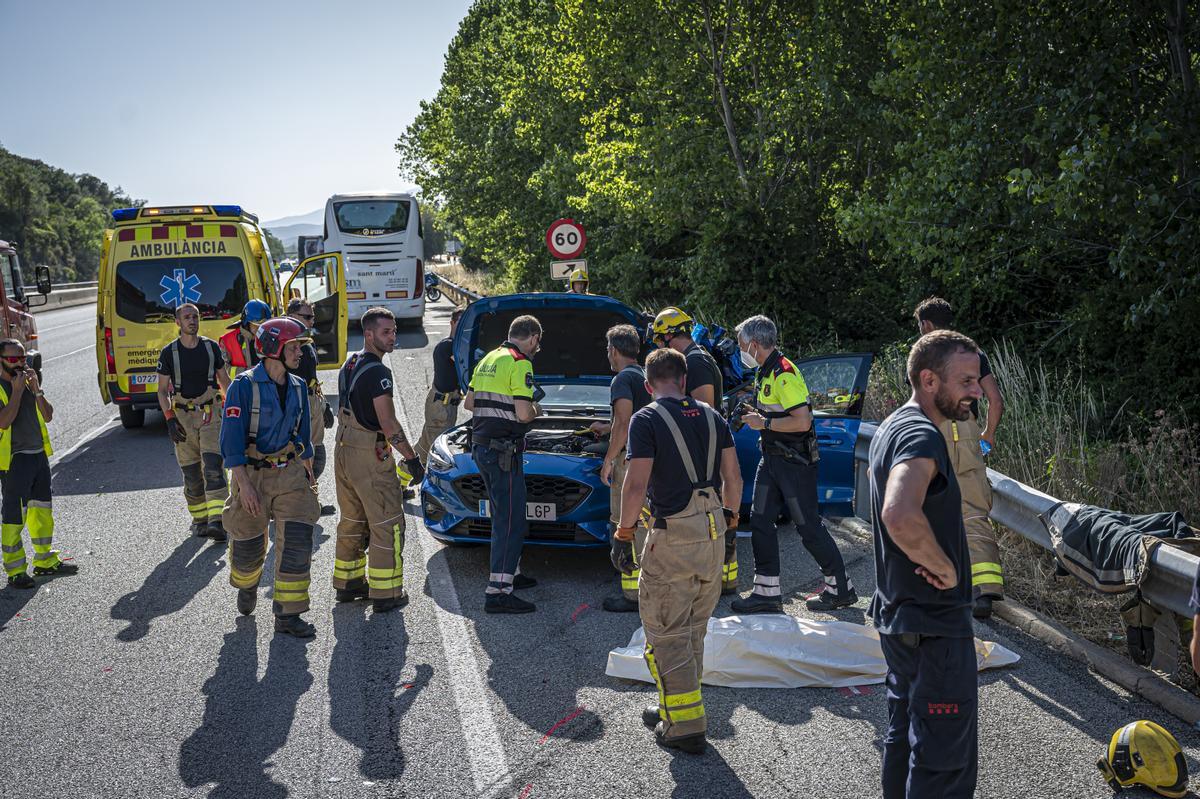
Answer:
[{"left": 96, "top": 205, "right": 348, "bottom": 428}]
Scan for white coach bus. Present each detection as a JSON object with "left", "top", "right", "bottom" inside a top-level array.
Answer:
[{"left": 323, "top": 192, "right": 425, "bottom": 324}]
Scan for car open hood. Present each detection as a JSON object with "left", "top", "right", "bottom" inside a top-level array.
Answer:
[{"left": 454, "top": 292, "right": 648, "bottom": 393}]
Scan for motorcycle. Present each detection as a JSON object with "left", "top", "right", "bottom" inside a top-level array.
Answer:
[{"left": 425, "top": 272, "right": 442, "bottom": 302}]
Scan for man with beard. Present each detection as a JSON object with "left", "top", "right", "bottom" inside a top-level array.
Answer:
[{"left": 868, "top": 329, "right": 982, "bottom": 798}]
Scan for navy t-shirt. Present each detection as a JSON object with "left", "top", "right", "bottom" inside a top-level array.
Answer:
[
  {"left": 684, "top": 342, "right": 723, "bottom": 402},
  {"left": 339, "top": 352, "right": 394, "bottom": 432},
  {"left": 432, "top": 337, "right": 458, "bottom": 394},
  {"left": 610, "top": 364, "right": 651, "bottom": 415},
  {"left": 868, "top": 403, "right": 973, "bottom": 637},
  {"left": 155, "top": 338, "right": 224, "bottom": 399},
  {"left": 627, "top": 397, "right": 734, "bottom": 517}
]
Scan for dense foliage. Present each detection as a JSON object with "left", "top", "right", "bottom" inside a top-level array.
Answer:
[
  {"left": 399, "top": 0, "right": 1199, "bottom": 417},
  {"left": 0, "top": 144, "right": 138, "bottom": 282}
]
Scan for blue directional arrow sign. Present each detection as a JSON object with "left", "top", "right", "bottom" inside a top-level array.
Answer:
[{"left": 159, "top": 268, "right": 202, "bottom": 308}]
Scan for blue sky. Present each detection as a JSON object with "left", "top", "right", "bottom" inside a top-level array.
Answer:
[{"left": 0, "top": 0, "right": 472, "bottom": 222}]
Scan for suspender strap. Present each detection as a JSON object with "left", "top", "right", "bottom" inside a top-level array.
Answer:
[
  {"left": 291, "top": 380, "right": 305, "bottom": 441},
  {"left": 247, "top": 376, "right": 307, "bottom": 446},
  {"left": 340, "top": 354, "right": 386, "bottom": 413},
  {"left": 169, "top": 339, "right": 218, "bottom": 393},
  {"left": 648, "top": 401, "right": 717, "bottom": 490},
  {"left": 170, "top": 341, "right": 182, "bottom": 390},
  {"left": 249, "top": 380, "right": 261, "bottom": 444}
]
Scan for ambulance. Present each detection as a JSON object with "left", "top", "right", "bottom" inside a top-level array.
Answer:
[{"left": 96, "top": 205, "right": 348, "bottom": 428}]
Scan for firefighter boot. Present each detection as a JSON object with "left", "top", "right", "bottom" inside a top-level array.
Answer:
[
  {"left": 373, "top": 591, "right": 409, "bottom": 614},
  {"left": 237, "top": 588, "right": 257, "bottom": 616},
  {"left": 274, "top": 614, "right": 316, "bottom": 638}
]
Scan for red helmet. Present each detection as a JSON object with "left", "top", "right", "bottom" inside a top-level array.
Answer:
[{"left": 255, "top": 317, "right": 311, "bottom": 359}]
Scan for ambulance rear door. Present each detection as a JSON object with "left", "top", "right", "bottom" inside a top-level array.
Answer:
[{"left": 283, "top": 252, "right": 347, "bottom": 369}]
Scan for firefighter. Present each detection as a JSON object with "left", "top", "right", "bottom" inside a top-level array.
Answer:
[
  {"left": 649, "top": 307, "right": 738, "bottom": 595},
  {"left": 729, "top": 315, "right": 856, "bottom": 614},
  {"left": 614, "top": 347, "right": 742, "bottom": 753},
  {"left": 566, "top": 266, "right": 590, "bottom": 294},
  {"left": 156, "top": 303, "right": 233, "bottom": 541},
  {"left": 285, "top": 300, "right": 335, "bottom": 517},
  {"left": 868, "top": 329, "right": 981, "bottom": 798},
  {"left": 332, "top": 307, "right": 424, "bottom": 614},
  {"left": 219, "top": 318, "right": 320, "bottom": 638},
  {"left": 219, "top": 298, "right": 271, "bottom": 376},
  {"left": 463, "top": 314, "right": 543, "bottom": 613},
  {"left": 588, "top": 324, "right": 652, "bottom": 613},
  {"left": 915, "top": 297, "right": 1005, "bottom": 619},
  {"left": 0, "top": 339, "right": 76, "bottom": 588},
  {"left": 415, "top": 307, "right": 464, "bottom": 467}
]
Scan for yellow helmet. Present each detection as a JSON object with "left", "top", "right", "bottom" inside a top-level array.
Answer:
[
  {"left": 1097, "top": 720, "right": 1188, "bottom": 798},
  {"left": 568, "top": 267, "right": 590, "bottom": 293},
  {"left": 649, "top": 307, "right": 694, "bottom": 345}
]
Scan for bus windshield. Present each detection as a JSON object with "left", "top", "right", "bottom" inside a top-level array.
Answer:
[
  {"left": 333, "top": 200, "right": 411, "bottom": 236},
  {"left": 115, "top": 257, "right": 248, "bottom": 323}
]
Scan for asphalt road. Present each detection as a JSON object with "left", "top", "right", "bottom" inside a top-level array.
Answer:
[{"left": 0, "top": 301, "right": 1194, "bottom": 798}]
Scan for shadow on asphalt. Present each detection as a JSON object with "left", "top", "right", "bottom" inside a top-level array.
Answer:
[
  {"left": 179, "top": 616, "right": 314, "bottom": 798},
  {"left": 0, "top": 581, "right": 37, "bottom": 633},
  {"left": 110, "top": 535, "right": 225, "bottom": 641},
  {"left": 328, "top": 603, "right": 433, "bottom": 782},
  {"left": 52, "top": 420, "right": 181, "bottom": 495}
]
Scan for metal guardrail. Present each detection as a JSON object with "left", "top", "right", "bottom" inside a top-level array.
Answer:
[
  {"left": 854, "top": 422, "right": 1199, "bottom": 617},
  {"left": 24, "top": 281, "right": 99, "bottom": 291},
  {"left": 431, "top": 272, "right": 484, "bottom": 306},
  {"left": 24, "top": 281, "right": 99, "bottom": 313}
]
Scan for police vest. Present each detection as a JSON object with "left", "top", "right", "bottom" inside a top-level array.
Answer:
[
  {"left": 755, "top": 350, "right": 815, "bottom": 447},
  {"left": 469, "top": 342, "right": 533, "bottom": 441},
  {"left": 0, "top": 382, "right": 52, "bottom": 471},
  {"left": 165, "top": 337, "right": 221, "bottom": 397}
]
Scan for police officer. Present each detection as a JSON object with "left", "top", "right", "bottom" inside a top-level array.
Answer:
[
  {"left": 730, "top": 315, "right": 856, "bottom": 614},
  {"left": 156, "top": 302, "right": 232, "bottom": 540},
  {"left": 285, "top": 300, "right": 335, "bottom": 519},
  {"left": 332, "top": 307, "right": 424, "bottom": 614},
  {"left": 220, "top": 318, "right": 320, "bottom": 638},
  {"left": 649, "top": 307, "right": 738, "bottom": 595},
  {"left": 415, "top": 307, "right": 464, "bottom": 466},
  {"left": 914, "top": 297, "right": 1006, "bottom": 618},
  {"left": 566, "top": 266, "right": 590, "bottom": 294},
  {"left": 0, "top": 339, "right": 77, "bottom": 588},
  {"left": 868, "top": 329, "right": 981, "bottom": 798},
  {"left": 589, "top": 324, "right": 651, "bottom": 613},
  {"left": 463, "top": 314, "right": 542, "bottom": 613},
  {"left": 219, "top": 298, "right": 271, "bottom": 376},
  {"left": 614, "top": 348, "right": 742, "bottom": 754}
]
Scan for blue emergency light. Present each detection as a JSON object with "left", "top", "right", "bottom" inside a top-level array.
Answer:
[
  {"left": 212, "top": 205, "right": 243, "bottom": 217},
  {"left": 111, "top": 208, "right": 139, "bottom": 222}
]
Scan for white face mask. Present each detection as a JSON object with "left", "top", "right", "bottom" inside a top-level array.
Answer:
[{"left": 739, "top": 346, "right": 757, "bottom": 369}]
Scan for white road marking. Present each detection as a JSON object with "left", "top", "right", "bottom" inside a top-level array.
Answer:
[
  {"left": 49, "top": 418, "right": 120, "bottom": 468},
  {"left": 43, "top": 343, "right": 94, "bottom": 363},
  {"left": 38, "top": 317, "right": 93, "bottom": 334}
]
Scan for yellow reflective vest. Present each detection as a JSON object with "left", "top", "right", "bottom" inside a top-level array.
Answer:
[
  {"left": 469, "top": 342, "right": 534, "bottom": 441},
  {"left": 0, "top": 381, "right": 52, "bottom": 471}
]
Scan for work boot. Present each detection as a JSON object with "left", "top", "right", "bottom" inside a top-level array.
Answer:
[
  {"left": 7, "top": 572, "right": 34, "bottom": 590},
  {"left": 274, "top": 614, "right": 316, "bottom": 638},
  {"left": 237, "top": 588, "right": 257, "bottom": 616},
  {"left": 730, "top": 594, "right": 783, "bottom": 615},
  {"left": 654, "top": 725, "right": 707, "bottom": 754},
  {"left": 806, "top": 588, "right": 859, "bottom": 612},
  {"left": 190, "top": 520, "right": 209, "bottom": 538},
  {"left": 603, "top": 595, "right": 639, "bottom": 613},
  {"left": 373, "top": 592, "right": 409, "bottom": 614},
  {"left": 512, "top": 573, "right": 538, "bottom": 590},
  {"left": 335, "top": 582, "right": 369, "bottom": 603},
  {"left": 973, "top": 595, "right": 996, "bottom": 620},
  {"left": 206, "top": 520, "right": 227, "bottom": 543},
  {"left": 484, "top": 593, "right": 536, "bottom": 614},
  {"left": 320, "top": 504, "right": 336, "bottom": 517},
  {"left": 642, "top": 705, "right": 662, "bottom": 730},
  {"left": 403, "top": 487, "right": 415, "bottom": 500},
  {"left": 33, "top": 561, "right": 78, "bottom": 577}
]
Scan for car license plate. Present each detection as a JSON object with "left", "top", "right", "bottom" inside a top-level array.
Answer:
[
  {"left": 128, "top": 374, "right": 157, "bottom": 385},
  {"left": 477, "top": 500, "right": 557, "bottom": 521}
]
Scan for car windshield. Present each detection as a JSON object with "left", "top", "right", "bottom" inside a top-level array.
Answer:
[
  {"left": 115, "top": 257, "right": 248, "bottom": 324},
  {"left": 334, "top": 200, "right": 410, "bottom": 235},
  {"left": 538, "top": 382, "right": 610, "bottom": 412}
]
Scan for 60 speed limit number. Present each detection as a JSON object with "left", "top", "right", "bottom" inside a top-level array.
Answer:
[{"left": 545, "top": 218, "right": 587, "bottom": 259}]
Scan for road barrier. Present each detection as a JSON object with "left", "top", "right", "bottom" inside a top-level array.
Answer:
[
  {"left": 431, "top": 273, "right": 484, "bottom": 307},
  {"left": 26, "top": 281, "right": 98, "bottom": 313},
  {"left": 853, "top": 422, "right": 1199, "bottom": 618}
]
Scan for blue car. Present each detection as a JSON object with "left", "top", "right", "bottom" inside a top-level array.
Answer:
[{"left": 420, "top": 292, "right": 873, "bottom": 548}]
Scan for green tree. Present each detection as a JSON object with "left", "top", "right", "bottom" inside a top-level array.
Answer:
[{"left": 264, "top": 229, "right": 286, "bottom": 261}]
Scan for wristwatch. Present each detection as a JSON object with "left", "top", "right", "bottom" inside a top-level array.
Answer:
[{"left": 764, "top": 417, "right": 771, "bottom": 430}]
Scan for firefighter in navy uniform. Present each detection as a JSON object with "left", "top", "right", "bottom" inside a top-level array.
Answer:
[
  {"left": 219, "top": 298, "right": 270, "bottom": 377},
  {"left": 415, "top": 307, "right": 464, "bottom": 466},
  {"left": 331, "top": 307, "right": 423, "bottom": 614},
  {"left": 286, "top": 299, "right": 335, "bottom": 516},
  {"left": 868, "top": 330, "right": 983, "bottom": 798},
  {"left": 220, "top": 318, "right": 320, "bottom": 639},
  {"left": 614, "top": 348, "right": 742, "bottom": 753},
  {"left": 649, "top": 307, "right": 739, "bottom": 595},
  {"left": 156, "top": 302, "right": 232, "bottom": 540},
  {"left": 463, "top": 314, "right": 543, "bottom": 613},
  {"left": 729, "top": 315, "right": 855, "bottom": 614}
]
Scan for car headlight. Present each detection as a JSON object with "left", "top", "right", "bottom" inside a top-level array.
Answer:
[{"left": 427, "top": 439, "right": 455, "bottom": 472}]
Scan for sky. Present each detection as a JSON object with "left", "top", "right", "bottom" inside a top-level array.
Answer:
[{"left": 0, "top": 0, "right": 472, "bottom": 223}]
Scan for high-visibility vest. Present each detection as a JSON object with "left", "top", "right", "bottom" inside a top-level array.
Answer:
[
  {"left": 0, "top": 381, "right": 52, "bottom": 471},
  {"left": 219, "top": 328, "right": 256, "bottom": 375}
]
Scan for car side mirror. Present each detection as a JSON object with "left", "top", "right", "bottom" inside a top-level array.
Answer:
[{"left": 35, "top": 266, "right": 52, "bottom": 296}]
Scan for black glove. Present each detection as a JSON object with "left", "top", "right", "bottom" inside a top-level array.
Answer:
[
  {"left": 610, "top": 536, "right": 636, "bottom": 575},
  {"left": 723, "top": 508, "right": 738, "bottom": 560},
  {"left": 166, "top": 417, "right": 187, "bottom": 444},
  {"left": 323, "top": 401, "right": 334, "bottom": 429},
  {"left": 404, "top": 457, "right": 425, "bottom": 485}
]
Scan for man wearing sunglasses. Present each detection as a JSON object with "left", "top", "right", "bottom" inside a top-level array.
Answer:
[
  {"left": 0, "top": 339, "right": 76, "bottom": 588},
  {"left": 286, "top": 300, "right": 334, "bottom": 517}
]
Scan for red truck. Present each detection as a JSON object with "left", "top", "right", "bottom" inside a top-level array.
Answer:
[{"left": 0, "top": 239, "right": 53, "bottom": 372}]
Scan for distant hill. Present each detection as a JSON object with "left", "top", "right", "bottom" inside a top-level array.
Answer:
[{"left": 263, "top": 208, "right": 323, "bottom": 254}]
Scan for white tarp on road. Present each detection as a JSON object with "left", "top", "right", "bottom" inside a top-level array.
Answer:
[{"left": 605, "top": 614, "right": 1020, "bottom": 689}]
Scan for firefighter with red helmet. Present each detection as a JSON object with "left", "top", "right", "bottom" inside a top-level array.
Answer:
[{"left": 219, "top": 317, "right": 321, "bottom": 638}]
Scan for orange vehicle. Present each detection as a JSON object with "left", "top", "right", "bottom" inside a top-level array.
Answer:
[{"left": 0, "top": 238, "right": 52, "bottom": 371}]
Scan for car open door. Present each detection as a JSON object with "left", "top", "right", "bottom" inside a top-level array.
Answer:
[
  {"left": 282, "top": 252, "right": 347, "bottom": 369},
  {"left": 795, "top": 352, "right": 873, "bottom": 511}
]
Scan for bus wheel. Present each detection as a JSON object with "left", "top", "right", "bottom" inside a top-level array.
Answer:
[{"left": 119, "top": 406, "right": 146, "bottom": 429}]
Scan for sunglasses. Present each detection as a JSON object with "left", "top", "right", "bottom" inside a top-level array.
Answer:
[
  {"left": 297, "top": 314, "right": 315, "bottom": 321},
  {"left": 1, "top": 356, "right": 25, "bottom": 364}
]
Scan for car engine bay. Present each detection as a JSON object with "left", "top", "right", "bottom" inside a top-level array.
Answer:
[{"left": 446, "top": 418, "right": 610, "bottom": 457}]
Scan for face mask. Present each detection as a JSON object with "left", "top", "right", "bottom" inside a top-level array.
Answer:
[{"left": 740, "top": 346, "right": 757, "bottom": 369}]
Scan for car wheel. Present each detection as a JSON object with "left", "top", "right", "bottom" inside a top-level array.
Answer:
[{"left": 119, "top": 406, "right": 146, "bottom": 429}]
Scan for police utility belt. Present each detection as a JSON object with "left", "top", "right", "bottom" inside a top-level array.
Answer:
[
  {"left": 761, "top": 432, "right": 819, "bottom": 465},
  {"left": 434, "top": 389, "right": 462, "bottom": 406},
  {"left": 472, "top": 435, "right": 525, "bottom": 472}
]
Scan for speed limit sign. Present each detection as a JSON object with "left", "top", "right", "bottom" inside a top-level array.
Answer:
[{"left": 545, "top": 218, "right": 587, "bottom": 259}]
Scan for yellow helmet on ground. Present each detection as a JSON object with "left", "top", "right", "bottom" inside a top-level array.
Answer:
[
  {"left": 1097, "top": 720, "right": 1188, "bottom": 797},
  {"left": 649, "top": 307, "right": 694, "bottom": 345}
]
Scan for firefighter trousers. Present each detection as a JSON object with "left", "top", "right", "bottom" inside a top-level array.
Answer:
[
  {"left": 609, "top": 454, "right": 650, "bottom": 601},
  {"left": 332, "top": 410, "right": 407, "bottom": 600},
  {"left": 1, "top": 452, "right": 59, "bottom": 575},
  {"left": 640, "top": 494, "right": 725, "bottom": 740},
  {"left": 173, "top": 401, "right": 227, "bottom": 525},
  {"left": 748, "top": 453, "right": 849, "bottom": 598},
  {"left": 309, "top": 392, "right": 327, "bottom": 480},
  {"left": 937, "top": 417, "right": 1001, "bottom": 598},
  {"left": 223, "top": 449, "right": 320, "bottom": 617},
  {"left": 416, "top": 388, "right": 459, "bottom": 465}
]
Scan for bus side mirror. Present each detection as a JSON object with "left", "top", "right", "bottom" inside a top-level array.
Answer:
[{"left": 35, "top": 266, "right": 52, "bottom": 296}]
